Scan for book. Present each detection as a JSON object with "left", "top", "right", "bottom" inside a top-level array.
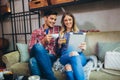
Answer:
[{"left": 68, "top": 32, "right": 86, "bottom": 52}]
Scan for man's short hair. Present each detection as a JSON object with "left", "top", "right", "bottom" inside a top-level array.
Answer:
[{"left": 44, "top": 10, "right": 58, "bottom": 16}]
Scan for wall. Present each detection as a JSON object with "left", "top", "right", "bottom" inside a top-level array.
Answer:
[
  {"left": 67, "top": 0, "right": 120, "bottom": 31},
  {"left": 1, "top": 0, "right": 120, "bottom": 51},
  {"left": 41, "top": 0, "right": 120, "bottom": 31},
  {"left": 2, "top": 0, "right": 120, "bottom": 33}
]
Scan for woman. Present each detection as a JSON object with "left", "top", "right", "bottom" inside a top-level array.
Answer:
[{"left": 56, "top": 12, "right": 88, "bottom": 80}]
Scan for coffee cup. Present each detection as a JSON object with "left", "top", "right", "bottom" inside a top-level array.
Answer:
[
  {"left": 51, "top": 34, "right": 59, "bottom": 39},
  {"left": 28, "top": 75, "right": 40, "bottom": 80},
  {"left": 3, "top": 71, "right": 13, "bottom": 80},
  {"left": 60, "top": 38, "right": 66, "bottom": 44}
]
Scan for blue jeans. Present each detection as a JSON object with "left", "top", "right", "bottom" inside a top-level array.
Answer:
[
  {"left": 29, "top": 43, "right": 57, "bottom": 80},
  {"left": 60, "top": 46, "right": 87, "bottom": 80}
]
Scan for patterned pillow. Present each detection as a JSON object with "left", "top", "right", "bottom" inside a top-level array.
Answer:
[
  {"left": 97, "top": 42, "right": 120, "bottom": 62},
  {"left": 16, "top": 43, "right": 30, "bottom": 62},
  {"left": 53, "top": 58, "right": 64, "bottom": 72}
]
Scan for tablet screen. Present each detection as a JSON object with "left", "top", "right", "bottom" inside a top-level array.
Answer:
[{"left": 68, "top": 33, "right": 86, "bottom": 52}]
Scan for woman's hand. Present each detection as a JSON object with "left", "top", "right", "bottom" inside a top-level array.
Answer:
[
  {"left": 58, "top": 38, "right": 66, "bottom": 44},
  {"left": 58, "top": 38, "right": 63, "bottom": 45},
  {"left": 79, "top": 42, "right": 86, "bottom": 51},
  {"left": 58, "top": 38, "right": 66, "bottom": 48}
]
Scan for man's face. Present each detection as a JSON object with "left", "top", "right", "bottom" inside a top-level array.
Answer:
[{"left": 45, "top": 15, "right": 57, "bottom": 28}]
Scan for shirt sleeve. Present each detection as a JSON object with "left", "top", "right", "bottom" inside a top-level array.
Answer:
[{"left": 28, "top": 30, "right": 38, "bottom": 50}]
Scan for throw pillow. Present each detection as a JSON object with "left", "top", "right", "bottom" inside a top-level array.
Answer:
[
  {"left": 16, "top": 43, "right": 30, "bottom": 62},
  {"left": 97, "top": 42, "right": 120, "bottom": 62}
]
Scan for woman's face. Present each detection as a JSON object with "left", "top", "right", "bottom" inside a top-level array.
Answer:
[{"left": 63, "top": 15, "right": 73, "bottom": 30}]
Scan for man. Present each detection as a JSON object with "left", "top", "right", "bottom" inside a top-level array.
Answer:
[{"left": 28, "top": 10, "right": 60, "bottom": 80}]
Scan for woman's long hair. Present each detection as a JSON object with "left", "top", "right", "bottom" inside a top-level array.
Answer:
[{"left": 60, "top": 12, "right": 79, "bottom": 37}]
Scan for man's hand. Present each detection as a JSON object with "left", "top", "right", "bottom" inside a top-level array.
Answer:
[{"left": 44, "top": 34, "right": 52, "bottom": 43}]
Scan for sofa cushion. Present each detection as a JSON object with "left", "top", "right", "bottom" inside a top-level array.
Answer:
[
  {"left": 10, "top": 63, "right": 30, "bottom": 76},
  {"left": 97, "top": 42, "right": 120, "bottom": 62},
  {"left": 90, "top": 70, "right": 120, "bottom": 80},
  {"left": 16, "top": 43, "right": 30, "bottom": 62},
  {"left": 2, "top": 51, "right": 19, "bottom": 68}
]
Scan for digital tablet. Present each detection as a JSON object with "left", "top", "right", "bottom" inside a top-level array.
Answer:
[{"left": 68, "top": 32, "right": 86, "bottom": 52}]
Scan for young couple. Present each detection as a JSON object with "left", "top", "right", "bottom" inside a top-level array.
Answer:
[{"left": 28, "top": 10, "right": 88, "bottom": 80}]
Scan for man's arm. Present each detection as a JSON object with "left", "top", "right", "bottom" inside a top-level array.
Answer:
[{"left": 28, "top": 30, "right": 38, "bottom": 50}]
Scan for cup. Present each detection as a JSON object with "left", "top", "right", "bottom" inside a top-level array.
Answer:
[
  {"left": 60, "top": 38, "right": 66, "bottom": 44},
  {"left": 28, "top": 75, "right": 40, "bottom": 80},
  {"left": 51, "top": 34, "right": 59, "bottom": 39},
  {"left": 3, "top": 71, "right": 13, "bottom": 80}
]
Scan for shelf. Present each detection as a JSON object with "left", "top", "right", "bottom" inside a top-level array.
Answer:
[
  {"left": 29, "top": 0, "right": 103, "bottom": 11},
  {"left": 3, "top": 33, "right": 31, "bottom": 35}
]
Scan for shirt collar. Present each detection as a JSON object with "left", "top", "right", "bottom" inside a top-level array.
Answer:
[{"left": 41, "top": 24, "right": 53, "bottom": 30}]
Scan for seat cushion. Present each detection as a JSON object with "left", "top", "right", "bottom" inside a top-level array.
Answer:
[
  {"left": 10, "top": 63, "right": 30, "bottom": 76},
  {"left": 54, "top": 70, "right": 66, "bottom": 80},
  {"left": 90, "top": 70, "right": 120, "bottom": 80}
]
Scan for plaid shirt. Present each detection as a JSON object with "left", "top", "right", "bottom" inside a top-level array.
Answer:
[{"left": 29, "top": 25, "right": 60, "bottom": 55}]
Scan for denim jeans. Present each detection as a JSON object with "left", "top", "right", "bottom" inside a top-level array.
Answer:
[
  {"left": 60, "top": 45, "right": 87, "bottom": 80},
  {"left": 29, "top": 43, "right": 57, "bottom": 80}
]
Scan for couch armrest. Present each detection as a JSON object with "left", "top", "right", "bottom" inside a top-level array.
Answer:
[{"left": 2, "top": 51, "right": 20, "bottom": 68}]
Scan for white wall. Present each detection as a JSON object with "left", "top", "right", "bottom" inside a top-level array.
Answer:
[
  {"left": 1, "top": 1, "right": 120, "bottom": 36},
  {"left": 1, "top": 0, "right": 120, "bottom": 51},
  {"left": 2, "top": 0, "right": 120, "bottom": 33},
  {"left": 41, "top": 0, "right": 120, "bottom": 31}
]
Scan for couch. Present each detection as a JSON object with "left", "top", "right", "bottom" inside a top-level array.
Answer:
[{"left": 2, "top": 31, "right": 120, "bottom": 80}]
